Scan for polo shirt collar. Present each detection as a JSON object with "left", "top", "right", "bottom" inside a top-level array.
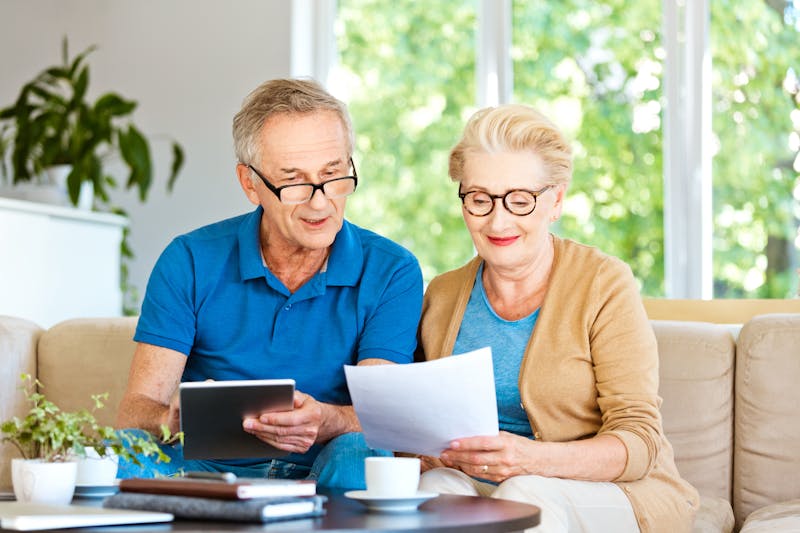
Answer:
[
  {"left": 238, "top": 207, "right": 363, "bottom": 287},
  {"left": 239, "top": 206, "right": 266, "bottom": 281},
  {"left": 326, "top": 220, "right": 362, "bottom": 287}
]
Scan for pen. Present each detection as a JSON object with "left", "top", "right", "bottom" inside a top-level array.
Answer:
[{"left": 185, "top": 471, "right": 237, "bottom": 483}]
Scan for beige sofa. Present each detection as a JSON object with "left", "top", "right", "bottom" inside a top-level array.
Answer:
[{"left": 1, "top": 309, "right": 799, "bottom": 532}]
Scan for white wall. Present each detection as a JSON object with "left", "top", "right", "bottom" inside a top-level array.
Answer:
[{"left": 0, "top": 0, "right": 292, "bottom": 313}]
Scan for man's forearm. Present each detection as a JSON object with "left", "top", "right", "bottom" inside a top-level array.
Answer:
[
  {"left": 318, "top": 403, "right": 361, "bottom": 443},
  {"left": 116, "top": 393, "right": 175, "bottom": 435},
  {"left": 313, "top": 357, "right": 391, "bottom": 443}
]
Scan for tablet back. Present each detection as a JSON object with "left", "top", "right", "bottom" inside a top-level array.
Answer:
[{"left": 179, "top": 379, "right": 295, "bottom": 460}]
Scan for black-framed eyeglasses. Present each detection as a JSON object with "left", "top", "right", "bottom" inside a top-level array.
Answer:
[
  {"left": 458, "top": 185, "right": 553, "bottom": 217},
  {"left": 247, "top": 158, "right": 358, "bottom": 205}
]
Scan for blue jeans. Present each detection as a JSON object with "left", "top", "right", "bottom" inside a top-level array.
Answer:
[{"left": 115, "top": 430, "right": 390, "bottom": 490}]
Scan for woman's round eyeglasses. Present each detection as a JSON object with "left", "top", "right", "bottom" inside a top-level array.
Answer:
[{"left": 458, "top": 185, "right": 552, "bottom": 217}]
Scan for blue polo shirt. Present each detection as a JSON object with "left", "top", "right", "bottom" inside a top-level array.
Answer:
[{"left": 135, "top": 206, "right": 423, "bottom": 465}]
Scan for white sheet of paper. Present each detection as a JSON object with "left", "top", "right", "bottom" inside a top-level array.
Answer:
[{"left": 344, "top": 347, "right": 498, "bottom": 456}]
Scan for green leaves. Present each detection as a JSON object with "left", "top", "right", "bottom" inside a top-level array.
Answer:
[
  {"left": 1, "top": 373, "right": 180, "bottom": 467},
  {"left": 339, "top": 0, "right": 798, "bottom": 296},
  {"left": 0, "top": 36, "right": 184, "bottom": 207},
  {"left": 119, "top": 125, "right": 153, "bottom": 201},
  {"left": 0, "top": 37, "right": 187, "bottom": 311},
  {"left": 168, "top": 142, "right": 184, "bottom": 192},
  {"left": 94, "top": 92, "right": 137, "bottom": 118}
]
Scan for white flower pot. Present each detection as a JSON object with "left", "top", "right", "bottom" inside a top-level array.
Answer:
[
  {"left": 44, "top": 165, "right": 94, "bottom": 210},
  {"left": 11, "top": 458, "right": 77, "bottom": 505},
  {"left": 0, "top": 165, "right": 94, "bottom": 210},
  {"left": 75, "top": 447, "right": 119, "bottom": 486}
]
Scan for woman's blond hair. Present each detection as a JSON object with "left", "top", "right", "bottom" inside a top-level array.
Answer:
[{"left": 449, "top": 104, "right": 572, "bottom": 186}]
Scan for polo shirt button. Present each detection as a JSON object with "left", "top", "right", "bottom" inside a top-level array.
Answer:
[{"left": 284, "top": 304, "right": 291, "bottom": 310}]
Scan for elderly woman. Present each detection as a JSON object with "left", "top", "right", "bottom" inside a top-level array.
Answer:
[{"left": 416, "top": 104, "right": 698, "bottom": 533}]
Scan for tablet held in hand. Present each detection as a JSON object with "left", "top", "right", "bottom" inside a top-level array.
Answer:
[{"left": 179, "top": 379, "right": 295, "bottom": 460}]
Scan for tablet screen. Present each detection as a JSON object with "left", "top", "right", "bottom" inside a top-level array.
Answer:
[{"left": 179, "top": 379, "right": 295, "bottom": 460}]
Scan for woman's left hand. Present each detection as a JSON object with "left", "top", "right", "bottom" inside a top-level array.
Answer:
[{"left": 439, "top": 431, "right": 536, "bottom": 483}]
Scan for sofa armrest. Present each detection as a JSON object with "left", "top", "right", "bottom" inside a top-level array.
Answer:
[{"left": 0, "top": 315, "right": 42, "bottom": 489}]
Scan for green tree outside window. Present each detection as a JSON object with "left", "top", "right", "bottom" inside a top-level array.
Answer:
[{"left": 336, "top": 0, "right": 800, "bottom": 297}]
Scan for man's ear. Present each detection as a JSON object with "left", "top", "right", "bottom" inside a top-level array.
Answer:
[{"left": 236, "top": 164, "right": 260, "bottom": 206}]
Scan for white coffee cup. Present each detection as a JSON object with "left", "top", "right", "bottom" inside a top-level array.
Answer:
[{"left": 364, "top": 456, "right": 420, "bottom": 498}]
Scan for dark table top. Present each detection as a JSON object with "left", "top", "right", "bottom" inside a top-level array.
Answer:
[{"left": 40, "top": 491, "right": 540, "bottom": 532}]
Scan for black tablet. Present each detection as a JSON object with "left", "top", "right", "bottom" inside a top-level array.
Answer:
[{"left": 179, "top": 379, "right": 295, "bottom": 460}]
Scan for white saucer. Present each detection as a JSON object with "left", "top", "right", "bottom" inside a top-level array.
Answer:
[
  {"left": 73, "top": 484, "right": 119, "bottom": 498},
  {"left": 344, "top": 490, "right": 438, "bottom": 513}
]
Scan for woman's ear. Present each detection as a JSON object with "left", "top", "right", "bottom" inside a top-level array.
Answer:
[
  {"left": 550, "top": 183, "right": 567, "bottom": 222},
  {"left": 236, "top": 164, "right": 261, "bottom": 206}
]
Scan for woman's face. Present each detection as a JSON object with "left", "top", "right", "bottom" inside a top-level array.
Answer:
[{"left": 459, "top": 150, "right": 564, "bottom": 272}]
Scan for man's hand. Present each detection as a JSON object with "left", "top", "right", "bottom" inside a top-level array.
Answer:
[
  {"left": 241, "top": 358, "right": 392, "bottom": 453},
  {"left": 242, "top": 391, "right": 324, "bottom": 454},
  {"left": 419, "top": 455, "right": 447, "bottom": 472}
]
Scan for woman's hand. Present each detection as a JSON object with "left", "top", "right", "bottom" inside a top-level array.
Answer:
[{"left": 439, "top": 431, "right": 536, "bottom": 483}]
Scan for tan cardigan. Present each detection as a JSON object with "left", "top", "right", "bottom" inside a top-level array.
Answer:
[{"left": 417, "top": 236, "right": 699, "bottom": 533}]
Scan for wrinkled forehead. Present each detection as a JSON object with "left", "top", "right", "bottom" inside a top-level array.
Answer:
[{"left": 258, "top": 111, "right": 350, "bottom": 168}]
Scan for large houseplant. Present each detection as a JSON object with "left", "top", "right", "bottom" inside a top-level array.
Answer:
[
  {"left": 2, "top": 374, "right": 180, "bottom": 504},
  {"left": 0, "top": 37, "right": 184, "bottom": 208}
]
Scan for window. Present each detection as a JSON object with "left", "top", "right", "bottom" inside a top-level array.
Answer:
[
  {"left": 301, "top": 0, "right": 800, "bottom": 297},
  {"left": 333, "top": 0, "right": 477, "bottom": 281},
  {"left": 512, "top": 1, "right": 664, "bottom": 295},
  {"left": 710, "top": 1, "right": 800, "bottom": 297}
]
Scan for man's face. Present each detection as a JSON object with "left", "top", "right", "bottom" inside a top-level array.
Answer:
[{"left": 242, "top": 111, "right": 351, "bottom": 253}]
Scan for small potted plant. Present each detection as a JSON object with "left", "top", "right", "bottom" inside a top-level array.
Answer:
[
  {"left": 0, "top": 37, "right": 184, "bottom": 209},
  {"left": 1, "top": 374, "right": 180, "bottom": 505}
]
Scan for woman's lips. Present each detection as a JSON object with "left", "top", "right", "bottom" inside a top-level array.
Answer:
[{"left": 487, "top": 235, "right": 518, "bottom": 246}]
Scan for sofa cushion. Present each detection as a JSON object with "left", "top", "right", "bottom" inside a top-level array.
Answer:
[
  {"left": 739, "top": 499, "right": 800, "bottom": 532},
  {"left": 734, "top": 314, "right": 800, "bottom": 529},
  {"left": 37, "top": 317, "right": 138, "bottom": 428},
  {"left": 692, "top": 496, "right": 735, "bottom": 533},
  {"left": 0, "top": 315, "right": 42, "bottom": 489},
  {"left": 652, "top": 320, "right": 735, "bottom": 502}
]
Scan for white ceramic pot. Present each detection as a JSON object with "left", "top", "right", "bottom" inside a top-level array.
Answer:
[
  {"left": 11, "top": 458, "right": 78, "bottom": 505},
  {"left": 0, "top": 165, "right": 93, "bottom": 210},
  {"left": 75, "top": 447, "right": 119, "bottom": 486},
  {"left": 44, "top": 165, "right": 94, "bottom": 210}
]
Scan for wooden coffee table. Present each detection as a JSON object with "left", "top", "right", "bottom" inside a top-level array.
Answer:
[{"left": 68, "top": 491, "right": 541, "bottom": 531}]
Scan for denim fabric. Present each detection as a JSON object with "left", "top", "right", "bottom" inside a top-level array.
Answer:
[
  {"left": 116, "top": 430, "right": 390, "bottom": 490},
  {"left": 308, "top": 432, "right": 392, "bottom": 489}
]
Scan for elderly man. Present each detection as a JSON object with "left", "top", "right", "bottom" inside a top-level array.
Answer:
[{"left": 116, "top": 78, "right": 423, "bottom": 489}]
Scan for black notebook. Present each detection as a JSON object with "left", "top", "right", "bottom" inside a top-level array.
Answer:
[{"left": 104, "top": 492, "right": 326, "bottom": 523}]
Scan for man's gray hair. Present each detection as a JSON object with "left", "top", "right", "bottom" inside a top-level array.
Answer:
[{"left": 232, "top": 78, "right": 354, "bottom": 166}]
